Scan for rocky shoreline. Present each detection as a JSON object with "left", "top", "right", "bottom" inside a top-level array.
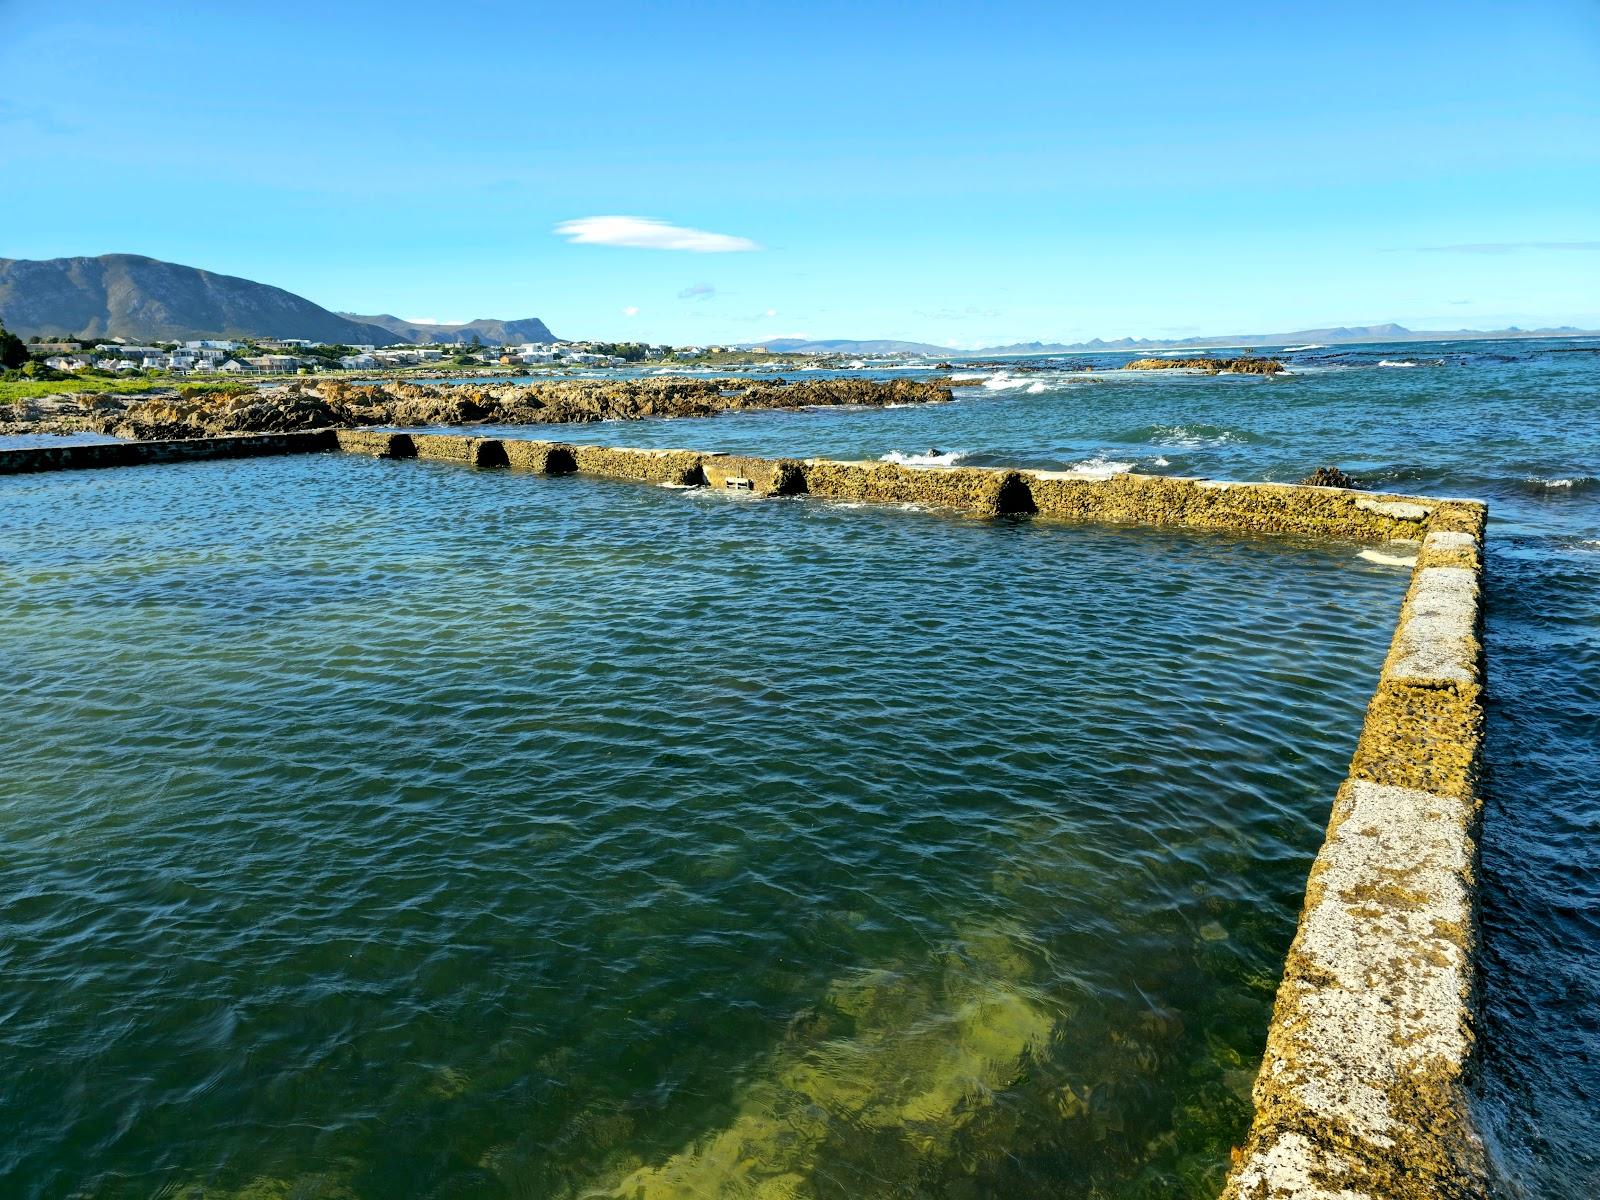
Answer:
[{"left": 0, "top": 376, "right": 954, "bottom": 441}]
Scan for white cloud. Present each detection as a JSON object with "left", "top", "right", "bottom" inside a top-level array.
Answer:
[
  {"left": 555, "top": 216, "right": 761, "bottom": 253},
  {"left": 763, "top": 308, "right": 778, "bottom": 318},
  {"left": 622, "top": 306, "right": 640, "bottom": 317},
  {"left": 679, "top": 282, "right": 717, "bottom": 300}
]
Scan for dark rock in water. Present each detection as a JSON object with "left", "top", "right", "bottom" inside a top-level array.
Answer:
[{"left": 1302, "top": 466, "right": 1362, "bottom": 489}]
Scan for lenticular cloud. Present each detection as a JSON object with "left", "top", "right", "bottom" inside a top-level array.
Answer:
[{"left": 554, "top": 216, "right": 762, "bottom": 253}]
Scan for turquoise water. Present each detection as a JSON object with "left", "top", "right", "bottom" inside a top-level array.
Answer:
[{"left": 0, "top": 454, "right": 1407, "bottom": 1198}]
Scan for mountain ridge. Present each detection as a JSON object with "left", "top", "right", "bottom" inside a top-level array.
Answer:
[
  {"left": 0, "top": 254, "right": 556, "bottom": 347},
  {"left": 747, "top": 323, "right": 1599, "bottom": 356},
  {"left": 340, "top": 313, "right": 557, "bottom": 345}
]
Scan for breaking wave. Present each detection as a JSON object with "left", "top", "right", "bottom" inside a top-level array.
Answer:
[
  {"left": 880, "top": 449, "right": 967, "bottom": 468},
  {"left": 1062, "top": 456, "right": 1136, "bottom": 479}
]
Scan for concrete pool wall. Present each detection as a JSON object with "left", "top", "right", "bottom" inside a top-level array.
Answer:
[{"left": 0, "top": 430, "right": 1490, "bottom": 1199}]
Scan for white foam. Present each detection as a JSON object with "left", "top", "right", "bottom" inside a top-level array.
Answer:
[
  {"left": 1064, "top": 456, "right": 1135, "bottom": 479},
  {"left": 1026, "top": 381, "right": 1047, "bottom": 393},
  {"left": 949, "top": 372, "right": 989, "bottom": 381},
  {"left": 1530, "top": 476, "right": 1575, "bottom": 489},
  {"left": 1378, "top": 360, "right": 1419, "bottom": 368},
  {"left": 880, "top": 449, "right": 966, "bottom": 468},
  {"left": 982, "top": 373, "right": 1035, "bottom": 391},
  {"left": 1282, "top": 343, "right": 1327, "bottom": 352},
  {"left": 1358, "top": 549, "right": 1418, "bottom": 568},
  {"left": 1152, "top": 456, "right": 1171, "bottom": 467}
]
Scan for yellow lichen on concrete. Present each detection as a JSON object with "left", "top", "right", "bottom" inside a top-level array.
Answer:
[
  {"left": 1222, "top": 781, "right": 1485, "bottom": 1200},
  {"left": 569, "top": 444, "right": 706, "bottom": 486},
  {"left": 1223, "top": 529, "right": 1487, "bottom": 1200},
  {"left": 700, "top": 453, "right": 807, "bottom": 495},
  {"left": 409, "top": 432, "right": 507, "bottom": 466},
  {"left": 801, "top": 458, "right": 1033, "bottom": 517},
  {"left": 502, "top": 439, "right": 577, "bottom": 474},
  {"left": 1023, "top": 473, "right": 1442, "bottom": 542},
  {"left": 332, "top": 429, "right": 416, "bottom": 458}
]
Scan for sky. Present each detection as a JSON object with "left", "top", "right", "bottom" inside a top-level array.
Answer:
[{"left": 2, "top": 0, "right": 1598, "bottom": 347}]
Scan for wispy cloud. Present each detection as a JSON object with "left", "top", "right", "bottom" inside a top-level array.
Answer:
[
  {"left": 678, "top": 282, "right": 717, "bottom": 300},
  {"left": 1417, "top": 241, "right": 1600, "bottom": 254},
  {"left": 622, "top": 306, "right": 639, "bottom": 317},
  {"left": 555, "top": 216, "right": 761, "bottom": 253}
]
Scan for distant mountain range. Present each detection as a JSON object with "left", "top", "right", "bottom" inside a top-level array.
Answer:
[
  {"left": 340, "top": 313, "right": 556, "bottom": 346},
  {"left": 757, "top": 338, "right": 955, "bottom": 355},
  {"left": 0, "top": 254, "right": 557, "bottom": 346},
  {"left": 750, "top": 323, "right": 1599, "bottom": 356}
]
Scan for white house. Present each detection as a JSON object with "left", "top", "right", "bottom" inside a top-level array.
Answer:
[
  {"left": 217, "top": 359, "right": 250, "bottom": 374},
  {"left": 44, "top": 356, "right": 88, "bottom": 371},
  {"left": 339, "top": 354, "right": 378, "bottom": 370}
]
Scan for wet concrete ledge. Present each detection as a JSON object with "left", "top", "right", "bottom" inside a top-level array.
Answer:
[
  {"left": 341, "top": 431, "right": 1483, "bottom": 547},
  {"left": 1222, "top": 519, "right": 1488, "bottom": 1200},
  {"left": 0, "top": 431, "right": 337, "bottom": 475}
]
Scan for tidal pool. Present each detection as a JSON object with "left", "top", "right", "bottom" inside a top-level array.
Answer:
[{"left": 0, "top": 453, "right": 1406, "bottom": 1199}]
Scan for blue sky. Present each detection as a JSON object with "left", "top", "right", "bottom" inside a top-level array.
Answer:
[{"left": 2, "top": 0, "right": 1597, "bottom": 346}]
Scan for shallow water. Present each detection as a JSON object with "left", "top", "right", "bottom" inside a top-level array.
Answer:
[
  {"left": 409, "top": 335, "right": 1600, "bottom": 1196},
  {"left": 0, "top": 454, "right": 1405, "bottom": 1199}
]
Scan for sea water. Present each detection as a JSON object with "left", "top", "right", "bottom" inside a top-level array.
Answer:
[
  {"left": 2, "top": 452, "right": 1404, "bottom": 1198},
  {"left": 3, "top": 336, "right": 1596, "bottom": 1198}
]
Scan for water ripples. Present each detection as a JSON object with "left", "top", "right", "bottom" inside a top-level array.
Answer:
[{"left": 0, "top": 454, "right": 1404, "bottom": 1199}]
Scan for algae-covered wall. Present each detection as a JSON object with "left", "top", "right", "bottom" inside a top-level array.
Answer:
[
  {"left": 0, "top": 431, "right": 335, "bottom": 474},
  {"left": 1221, "top": 521, "right": 1488, "bottom": 1200}
]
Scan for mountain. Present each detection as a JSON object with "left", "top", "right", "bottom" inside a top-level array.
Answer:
[
  {"left": 0, "top": 254, "right": 415, "bottom": 345},
  {"left": 751, "top": 337, "right": 955, "bottom": 355},
  {"left": 342, "top": 313, "right": 557, "bottom": 345},
  {"left": 976, "top": 324, "right": 1598, "bottom": 354},
  {"left": 752, "top": 323, "right": 1599, "bottom": 358}
]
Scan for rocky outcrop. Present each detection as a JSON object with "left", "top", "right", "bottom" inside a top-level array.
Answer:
[
  {"left": 1124, "top": 357, "right": 1285, "bottom": 375},
  {"left": 91, "top": 376, "right": 953, "bottom": 440},
  {"left": 1302, "top": 466, "right": 1361, "bottom": 488}
]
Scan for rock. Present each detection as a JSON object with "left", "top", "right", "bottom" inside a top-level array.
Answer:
[
  {"left": 1302, "top": 466, "right": 1361, "bottom": 488},
  {"left": 1124, "top": 356, "right": 1285, "bottom": 375},
  {"left": 92, "top": 376, "right": 955, "bottom": 441}
]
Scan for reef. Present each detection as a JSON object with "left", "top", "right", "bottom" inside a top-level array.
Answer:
[
  {"left": 81, "top": 376, "right": 953, "bottom": 441},
  {"left": 1123, "top": 357, "right": 1285, "bottom": 376}
]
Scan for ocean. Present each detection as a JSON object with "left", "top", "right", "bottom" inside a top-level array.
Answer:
[{"left": 1, "top": 337, "right": 1594, "bottom": 1198}]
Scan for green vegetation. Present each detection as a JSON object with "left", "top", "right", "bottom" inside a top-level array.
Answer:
[
  {"left": 678, "top": 349, "right": 813, "bottom": 367},
  {"left": 0, "top": 321, "right": 29, "bottom": 370},
  {"left": 589, "top": 341, "right": 651, "bottom": 362},
  {"left": 0, "top": 375, "right": 174, "bottom": 405}
]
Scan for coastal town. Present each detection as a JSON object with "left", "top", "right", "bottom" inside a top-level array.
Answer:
[{"left": 19, "top": 336, "right": 722, "bottom": 378}]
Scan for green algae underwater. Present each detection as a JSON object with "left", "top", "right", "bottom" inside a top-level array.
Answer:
[{"left": 0, "top": 452, "right": 1407, "bottom": 1199}]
